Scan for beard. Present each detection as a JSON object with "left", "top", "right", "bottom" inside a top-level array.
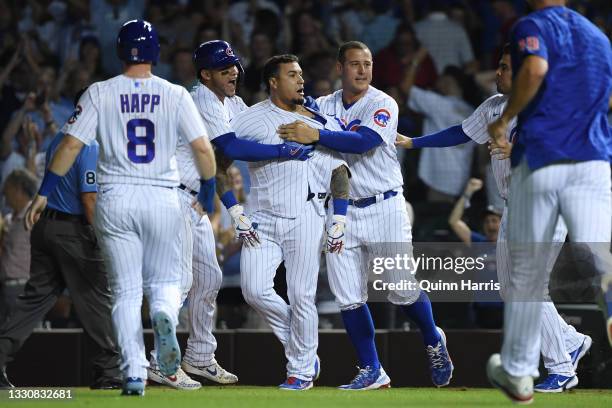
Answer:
[{"left": 291, "top": 96, "right": 305, "bottom": 105}]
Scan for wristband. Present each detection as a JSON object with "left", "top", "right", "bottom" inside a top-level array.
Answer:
[
  {"left": 333, "top": 198, "right": 348, "bottom": 216},
  {"left": 220, "top": 190, "right": 239, "bottom": 209},
  {"left": 38, "top": 170, "right": 61, "bottom": 196}
]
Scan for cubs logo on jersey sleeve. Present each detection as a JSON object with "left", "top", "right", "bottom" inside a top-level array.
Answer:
[
  {"left": 67, "top": 104, "right": 82, "bottom": 124},
  {"left": 373, "top": 109, "right": 391, "bottom": 127}
]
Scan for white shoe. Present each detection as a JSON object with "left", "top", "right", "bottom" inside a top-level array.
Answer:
[
  {"left": 486, "top": 354, "right": 533, "bottom": 405},
  {"left": 182, "top": 360, "right": 238, "bottom": 384},
  {"left": 147, "top": 366, "right": 201, "bottom": 390}
]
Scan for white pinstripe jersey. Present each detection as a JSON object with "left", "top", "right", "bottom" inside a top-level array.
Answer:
[
  {"left": 232, "top": 99, "right": 346, "bottom": 218},
  {"left": 316, "top": 86, "right": 403, "bottom": 199},
  {"left": 461, "top": 94, "right": 515, "bottom": 200},
  {"left": 63, "top": 74, "right": 206, "bottom": 187},
  {"left": 175, "top": 84, "right": 248, "bottom": 191}
]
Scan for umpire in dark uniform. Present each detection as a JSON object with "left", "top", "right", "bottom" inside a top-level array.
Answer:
[{"left": 0, "top": 88, "right": 121, "bottom": 389}]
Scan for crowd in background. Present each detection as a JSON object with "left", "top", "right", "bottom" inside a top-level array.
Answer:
[{"left": 1, "top": 0, "right": 611, "bottom": 331}]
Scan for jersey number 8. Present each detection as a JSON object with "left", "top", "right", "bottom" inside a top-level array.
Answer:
[{"left": 127, "top": 119, "right": 155, "bottom": 163}]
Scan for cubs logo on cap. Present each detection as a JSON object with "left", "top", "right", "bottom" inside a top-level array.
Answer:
[
  {"left": 226, "top": 47, "right": 234, "bottom": 57},
  {"left": 373, "top": 109, "right": 391, "bottom": 127},
  {"left": 131, "top": 48, "right": 138, "bottom": 57}
]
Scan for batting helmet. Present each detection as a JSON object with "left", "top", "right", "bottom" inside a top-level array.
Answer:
[
  {"left": 116, "top": 19, "right": 160, "bottom": 65},
  {"left": 193, "top": 40, "right": 244, "bottom": 77}
]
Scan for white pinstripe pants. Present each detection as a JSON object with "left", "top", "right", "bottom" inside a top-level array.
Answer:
[
  {"left": 327, "top": 193, "right": 420, "bottom": 310},
  {"left": 497, "top": 207, "right": 584, "bottom": 376},
  {"left": 502, "top": 160, "right": 612, "bottom": 377},
  {"left": 240, "top": 201, "right": 324, "bottom": 381},
  {"left": 177, "top": 190, "right": 224, "bottom": 367},
  {"left": 95, "top": 184, "right": 183, "bottom": 379}
]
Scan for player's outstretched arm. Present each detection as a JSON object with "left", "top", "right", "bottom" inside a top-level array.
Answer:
[
  {"left": 326, "top": 165, "right": 350, "bottom": 254},
  {"left": 25, "top": 134, "right": 85, "bottom": 230},
  {"left": 213, "top": 132, "right": 312, "bottom": 162},
  {"left": 448, "top": 178, "right": 483, "bottom": 245},
  {"left": 396, "top": 125, "right": 472, "bottom": 149},
  {"left": 277, "top": 121, "right": 382, "bottom": 154}
]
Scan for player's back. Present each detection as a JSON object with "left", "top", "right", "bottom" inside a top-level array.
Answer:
[
  {"left": 86, "top": 74, "right": 187, "bottom": 186},
  {"left": 512, "top": 7, "right": 612, "bottom": 168},
  {"left": 317, "top": 86, "right": 404, "bottom": 198}
]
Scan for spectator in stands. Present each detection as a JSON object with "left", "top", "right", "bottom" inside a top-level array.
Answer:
[
  {"left": 414, "top": 0, "right": 478, "bottom": 74},
  {"left": 402, "top": 65, "right": 476, "bottom": 203},
  {"left": 448, "top": 178, "right": 500, "bottom": 244},
  {"left": 0, "top": 169, "right": 37, "bottom": 325},
  {"left": 359, "top": 0, "right": 401, "bottom": 55},
  {"left": 243, "top": 31, "right": 276, "bottom": 100},
  {"left": 78, "top": 35, "right": 105, "bottom": 81},
  {"left": 373, "top": 24, "right": 437, "bottom": 90},
  {"left": 170, "top": 48, "right": 197, "bottom": 90}
]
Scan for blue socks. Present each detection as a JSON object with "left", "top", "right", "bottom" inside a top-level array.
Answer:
[
  {"left": 341, "top": 304, "right": 380, "bottom": 369},
  {"left": 400, "top": 291, "right": 441, "bottom": 346}
]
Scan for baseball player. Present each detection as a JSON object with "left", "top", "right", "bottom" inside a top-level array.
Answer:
[
  {"left": 146, "top": 40, "right": 313, "bottom": 389},
  {"left": 278, "top": 41, "right": 453, "bottom": 390},
  {"left": 24, "top": 20, "right": 218, "bottom": 397},
  {"left": 484, "top": 1, "right": 612, "bottom": 403},
  {"left": 396, "top": 44, "right": 592, "bottom": 393},
  {"left": 233, "top": 54, "right": 350, "bottom": 391}
]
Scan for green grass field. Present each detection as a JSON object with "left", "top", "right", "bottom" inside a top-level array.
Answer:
[{"left": 3, "top": 386, "right": 612, "bottom": 408}]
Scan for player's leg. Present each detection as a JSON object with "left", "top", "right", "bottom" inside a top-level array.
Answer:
[
  {"left": 140, "top": 186, "right": 184, "bottom": 378},
  {"left": 240, "top": 212, "right": 290, "bottom": 346},
  {"left": 94, "top": 185, "right": 148, "bottom": 387},
  {"left": 493, "top": 161, "right": 561, "bottom": 398},
  {"left": 279, "top": 203, "right": 324, "bottom": 388},
  {"left": 326, "top": 208, "right": 390, "bottom": 390},
  {"left": 182, "top": 200, "right": 237, "bottom": 384},
  {"left": 147, "top": 194, "right": 201, "bottom": 390},
  {"left": 557, "top": 161, "right": 612, "bottom": 346}
]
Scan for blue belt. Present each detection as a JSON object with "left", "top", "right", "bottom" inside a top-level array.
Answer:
[{"left": 348, "top": 190, "right": 398, "bottom": 208}]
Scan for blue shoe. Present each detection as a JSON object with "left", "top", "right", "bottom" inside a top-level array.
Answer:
[
  {"left": 314, "top": 355, "right": 321, "bottom": 381},
  {"left": 121, "top": 377, "right": 145, "bottom": 396},
  {"left": 152, "top": 311, "right": 181, "bottom": 376},
  {"left": 338, "top": 366, "right": 391, "bottom": 390},
  {"left": 534, "top": 374, "right": 578, "bottom": 393},
  {"left": 426, "top": 327, "right": 453, "bottom": 387},
  {"left": 569, "top": 335, "right": 592, "bottom": 370},
  {"left": 279, "top": 377, "right": 313, "bottom": 391}
]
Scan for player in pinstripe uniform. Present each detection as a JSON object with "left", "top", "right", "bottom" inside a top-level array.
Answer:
[
  {"left": 396, "top": 44, "right": 592, "bottom": 393},
  {"left": 278, "top": 41, "right": 453, "bottom": 390},
  {"left": 485, "top": 1, "right": 612, "bottom": 403},
  {"left": 233, "top": 54, "right": 350, "bottom": 391},
  {"left": 24, "top": 20, "right": 218, "bottom": 397},
  {"left": 147, "top": 41, "right": 313, "bottom": 389}
]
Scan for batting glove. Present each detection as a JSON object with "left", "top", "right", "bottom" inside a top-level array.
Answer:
[
  {"left": 198, "top": 177, "right": 216, "bottom": 213},
  {"left": 228, "top": 204, "right": 260, "bottom": 247},
  {"left": 279, "top": 141, "right": 314, "bottom": 161},
  {"left": 326, "top": 215, "right": 346, "bottom": 254}
]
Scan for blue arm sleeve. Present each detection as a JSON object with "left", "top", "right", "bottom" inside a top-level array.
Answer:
[
  {"left": 411, "top": 125, "right": 471, "bottom": 148},
  {"left": 213, "top": 132, "right": 282, "bottom": 161},
  {"left": 318, "top": 126, "right": 383, "bottom": 154}
]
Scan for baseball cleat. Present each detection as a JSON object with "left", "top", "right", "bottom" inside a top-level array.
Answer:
[
  {"left": 314, "top": 355, "right": 321, "bottom": 381},
  {"left": 181, "top": 360, "right": 238, "bottom": 384},
  {"left": 147, "top": 366, "right": 201, "bottom": 390},
  {"left": 152, "top": 311, "right": 181, "bottom": 376},
  {"left": 121, "top": 377, "right": 145, "bottom": 396},
  {"left": 570, "top": 335, "right": 592, "bottom": 370},
  {"left": 279, "top": 377, "right": 313, "bottom": 391},
  {"left": 487, "top": 354, "right": 533, "bottom": 405},
  {"left": 426, "top": 327, "right": 454, "bottom": 387},
  {"left": 534, "top": 374, "right": 578, "bottom": 393},
  {"left": 338, "top": 366, "right": 391, "bottom": 390}
]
